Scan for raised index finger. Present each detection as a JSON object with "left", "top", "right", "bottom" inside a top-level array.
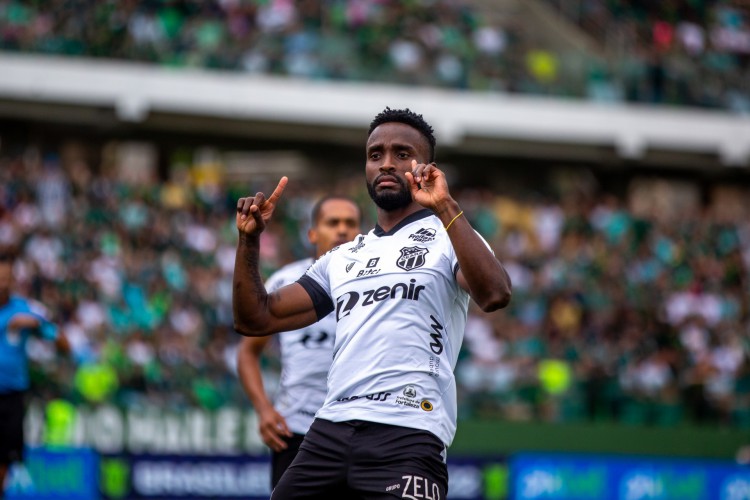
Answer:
[{"left": 267, "top": 176, "right": 288, "bottom": 205}]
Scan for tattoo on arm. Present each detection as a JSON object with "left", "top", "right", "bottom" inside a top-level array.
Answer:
[{"left": 241, "top": 234, "right": 268, "bottom": 304}]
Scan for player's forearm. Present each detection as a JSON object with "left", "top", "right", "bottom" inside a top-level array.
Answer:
[
  {"left": 7, "top": 314, "right": 42, "bottom": 330},
  {"left": 242, "top": 379, "right": 274, "bottom": 413},
  {"left": 237, "top": 355, "right": 274, "bottom": 413},
  {"left": 233, "top": 233, "right": 273, "bottom": 336},
  {"left": 441, "top": 203, "right": 512, "bottom": 311}
]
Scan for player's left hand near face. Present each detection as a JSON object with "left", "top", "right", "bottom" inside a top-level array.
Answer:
[
  {"left": 236, "top": 176, "right": 288, "bottom": 236},
  {"left": 405, "top": 160, "right": 451, "bottom": 212}
]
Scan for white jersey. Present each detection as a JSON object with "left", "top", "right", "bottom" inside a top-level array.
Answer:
[
  {"left": 298, "top": 209, "right": 489, "bottom": 447},
  {"left": 266, "top": 258, "right": 336, "bottom": 435}
]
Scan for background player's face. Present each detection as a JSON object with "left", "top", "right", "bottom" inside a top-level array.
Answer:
[
  {"left": 0, "top": 261, "right": 13, "bottom": 305},
  {"left": 365, "top": 122, "right": 431, "bottom": 211},
  {"left": 308, "top": 199, "right": 361, "bottom": 258}
]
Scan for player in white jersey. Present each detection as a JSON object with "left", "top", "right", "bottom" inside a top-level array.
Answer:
[
  {"left": 233, "top": 107, "right": 512, "bottom": 499},
  {"left": 236, "top": 195, "right": 361, "bottom": 488}
]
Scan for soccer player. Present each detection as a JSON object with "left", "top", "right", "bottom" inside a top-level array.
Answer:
[
  {"left": 0, "top": 253, "right": 69, "bottom": 498},
  {"left": 233, "top": 107, "right": 511, "bottom": 498},
  {"left": 236, "top": 195, "right": 362, "bottom": 488}
]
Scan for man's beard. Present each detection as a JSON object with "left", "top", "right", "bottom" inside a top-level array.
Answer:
[{"left": 367, "top": 175, "right": 412, "bottom": 211}]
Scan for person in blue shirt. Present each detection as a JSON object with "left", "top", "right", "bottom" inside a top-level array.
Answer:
[{"left": 0, "top": 253, "right": 69, "bottom": 497}]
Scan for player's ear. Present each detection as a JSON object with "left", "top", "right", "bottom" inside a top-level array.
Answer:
[{"left": 307, "top": 227, "right": 318, "bottom": 246}]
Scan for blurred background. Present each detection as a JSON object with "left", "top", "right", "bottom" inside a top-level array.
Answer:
[{"left": 0, "top": 0, "right": 749, "bottom": 499}]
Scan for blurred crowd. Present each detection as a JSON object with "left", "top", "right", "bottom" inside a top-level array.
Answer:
[
  {"left": 1, "top": 137, "right": 748, "bottom": 430},
  {"left": 543, "top": 0, "right": 750, "bottom": 111},
  {"left": 0, "top": 0, "right": 748, "bottom": 111},
  {"left": 458, "top": 181, "right": 750, "bottom": 428}
]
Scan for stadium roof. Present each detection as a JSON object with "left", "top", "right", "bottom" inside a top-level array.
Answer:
[{"left": 1, "top": 52, "right": 749, "bottom": 169}]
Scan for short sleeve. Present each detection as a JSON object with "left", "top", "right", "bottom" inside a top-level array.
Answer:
[{"left": 296, "top": 250, "right": 335, "bottom": 320}]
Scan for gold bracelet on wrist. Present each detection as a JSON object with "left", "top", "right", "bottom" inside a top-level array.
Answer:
[{"left": 444, "top": 210, "right": 464, "bottom": 231}]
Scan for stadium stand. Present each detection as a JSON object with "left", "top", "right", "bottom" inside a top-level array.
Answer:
[
  {"left": 539, "top": 0, "right": 750, "bottom": 111},
  {"left": 0, "top": 133, "right": 748, "bottom": 430},
  {"left": 0, "top": 0, "right": 747, "bottom": 110}
]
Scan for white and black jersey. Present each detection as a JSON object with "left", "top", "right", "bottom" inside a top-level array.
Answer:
[
  {"left": 266, "top": 258, "right": 336, "bottom": 435},
  {"left": 298, "top": 209, "right": 491, "bottom": 447}
]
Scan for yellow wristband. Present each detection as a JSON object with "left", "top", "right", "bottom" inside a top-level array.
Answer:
[{"left": 444, "top": 210, "right": 464, "bottom": 231}]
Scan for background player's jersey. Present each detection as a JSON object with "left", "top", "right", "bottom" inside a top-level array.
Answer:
[
  {"left": 0, "top": 296, "right": 56, "bottom": 393},
  {"left": 299, "top": 209, "right": 489, "bottom": 447},
  {"left": 266, "top": 258, "right": 336, "bottom": 435}
]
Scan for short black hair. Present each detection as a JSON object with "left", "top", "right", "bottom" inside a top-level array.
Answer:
[
  {"left": 311, "top": 195, "right": 362, "bottom": 227},
  {"left": 368, "top": 107, "right": 436, "bottom": 162}
]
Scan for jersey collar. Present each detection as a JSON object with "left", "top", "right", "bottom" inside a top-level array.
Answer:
[{"left": 373, "top": 209, "right": 434, "bottom": 237}]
